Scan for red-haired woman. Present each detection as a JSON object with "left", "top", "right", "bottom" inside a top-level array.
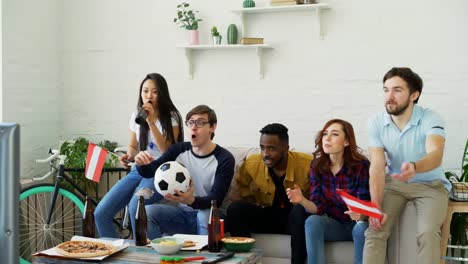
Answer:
[{"left": 287, "top": 119, "right": 370, "bottom": 264}]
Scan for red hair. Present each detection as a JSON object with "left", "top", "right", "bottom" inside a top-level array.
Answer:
[{"left": 312, "top": 119, "right": 368, "bottom": 176}]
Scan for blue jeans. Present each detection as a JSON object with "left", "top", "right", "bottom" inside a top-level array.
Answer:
[
  {"left": 94, "top": 167, "right": 162, "bottom": 238},
  {"left": 305, "top": 214, "right": 360, "bottom": 264},
  {"left": 353, "top": 221, "right": 368, "bottom": 264},
  {"left": 145, "top": 204, "right": 199, "bottom": 239}
]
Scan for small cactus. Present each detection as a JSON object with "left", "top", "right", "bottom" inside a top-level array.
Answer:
[
  {"left": 243, "top": 0, "right": 256, "bottom": 8},
  {"left": 227, "top": 24, "right": 238, "bottom": 44}
]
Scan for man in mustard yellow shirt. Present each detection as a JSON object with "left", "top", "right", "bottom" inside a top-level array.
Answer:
[{"left": 226, "top": 123, "right": 312, "bottom": 264}]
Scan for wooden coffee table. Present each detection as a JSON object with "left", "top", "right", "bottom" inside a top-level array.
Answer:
[{"left": 33, "top": 244, "right": 262, "bottom": 264}]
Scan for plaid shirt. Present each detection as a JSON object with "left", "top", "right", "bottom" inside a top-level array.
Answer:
[{"left": 309, "top": 159, "right": 370, "bottom": 222}]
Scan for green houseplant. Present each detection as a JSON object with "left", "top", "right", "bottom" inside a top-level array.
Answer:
[
  {"left": 59, "top": 137, "right": 120, "bottom": 192},
  {"left": 173, "top": 2, "right": 202, "bottom": 45},
  {"left": 445, "top": 139, "right": 468, "bottom": 260},
  {"left": 211, "top": 26, "right": 222, "bottom": 45}
]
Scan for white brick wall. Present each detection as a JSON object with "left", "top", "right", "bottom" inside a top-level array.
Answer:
[
  {"left": 3, "top": 0, "right": 468, "bottom": 178},
  {"left": 3, "top": 0, "right": 61, "bottom": 178}
]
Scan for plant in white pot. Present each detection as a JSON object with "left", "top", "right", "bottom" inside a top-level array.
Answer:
[
  {"left": 173, "top": 2, "right": 202, "bottom": 45},
  {"left": 211, "top": 26, "right": 222, "bottom": 45}
]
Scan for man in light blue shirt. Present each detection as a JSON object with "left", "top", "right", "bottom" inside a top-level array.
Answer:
[{"left": 363, "top": 67, "right": 449, "bottom": 264}]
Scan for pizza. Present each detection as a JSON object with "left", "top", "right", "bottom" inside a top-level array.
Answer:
[{"left": 55, "top": 240, "right": 115, "bottom": 258}]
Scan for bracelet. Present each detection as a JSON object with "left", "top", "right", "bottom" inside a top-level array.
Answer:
[{"left": 410, "top": 161, "right": 417, "bottom": 171}]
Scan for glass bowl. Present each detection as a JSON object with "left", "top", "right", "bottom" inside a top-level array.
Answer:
[{"left": 150, "top": 237, "right": 184, "bottom": 255}]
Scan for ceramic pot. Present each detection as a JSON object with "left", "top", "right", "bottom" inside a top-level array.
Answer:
[
  {"left": 212, "top": 35, "right": 222, "bottom": 45},
  {"left": 189, "top": 30, "right": 199, "bottom": 45}
]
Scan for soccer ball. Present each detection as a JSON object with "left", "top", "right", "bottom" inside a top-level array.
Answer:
[{"left": 154, "top": 161, "right": 191, "bottom": 196}]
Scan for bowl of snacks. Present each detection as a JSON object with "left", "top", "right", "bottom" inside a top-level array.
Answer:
[
  {"left": 221, "top": 237, "right": 256, "bottom": 252},
  {"left": 150, "top": 237, "right": 184, "bottom": 255}
]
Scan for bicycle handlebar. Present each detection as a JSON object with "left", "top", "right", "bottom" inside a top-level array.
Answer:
[
  {"left": 114, "top": 147, "right": 128, "bottom": 154},
  {"left": 32, "top": 170, "right": 54, "bottom": 181},
  {"left": 34, "top": 149, "right": 67, "bottom": 181},
  {"left": 35, "top": 149, "right": 59, "bottom": 163}
]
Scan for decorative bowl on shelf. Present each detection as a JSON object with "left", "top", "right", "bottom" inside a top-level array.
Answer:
[
  {"left": 150, "top": 237, "right": 184, "bottom": 255},
  {"left": 221, "top": 237, "right": 256, "bottom": 252}
]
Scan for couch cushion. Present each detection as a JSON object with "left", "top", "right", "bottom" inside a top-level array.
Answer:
[
  {"left": 253, "top": 233, "right": 355, "bottom": 264},
  {"left": 220, "top": 147, "right": 260, "bottom": 215}
]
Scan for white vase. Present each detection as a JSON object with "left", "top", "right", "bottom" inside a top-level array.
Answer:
[{"left": 189, "top": 30, "right": 199, "bottom": 45}]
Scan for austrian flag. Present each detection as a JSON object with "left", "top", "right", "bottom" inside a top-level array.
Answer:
[
  {"left": 336, "top": 190, "right": 383, "bottom": 220},
  {"left": 85, "top": 143, "right": 108, "bottom": 182}
]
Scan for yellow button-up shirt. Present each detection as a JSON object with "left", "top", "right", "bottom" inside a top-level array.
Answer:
[{"left": 236, "top": 151, "right": 313, "bottom": 207}]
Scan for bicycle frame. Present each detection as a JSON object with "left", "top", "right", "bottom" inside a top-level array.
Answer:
[{"left": 39, "top": 149, "right": 129, "bottom": 232}]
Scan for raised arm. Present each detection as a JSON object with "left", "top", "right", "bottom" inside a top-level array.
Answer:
[
  {"left": 147, "top": 110, "right": 181, "bottom": 153},
  {"left": 149, "top": 124, "right": 180, "bottom": 153}
]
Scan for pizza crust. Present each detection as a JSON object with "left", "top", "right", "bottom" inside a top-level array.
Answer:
[
  {"left": 182, "top": 240, "right": 196, "bottom": 248},
  {"left": 55, "top": 241, "right": 115, "bottom": 258}
]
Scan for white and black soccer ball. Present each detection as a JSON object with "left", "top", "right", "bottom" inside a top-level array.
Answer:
[{"left": 154, "top": 161, "right": 191, "bottom": 196}]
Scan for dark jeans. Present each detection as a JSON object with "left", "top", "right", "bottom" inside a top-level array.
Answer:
[{"left": 226, "top": 201, "right": 308, "bottom": 264}]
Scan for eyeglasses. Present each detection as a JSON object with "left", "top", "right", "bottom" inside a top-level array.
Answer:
[{"left": 185, "top": 119, "right": 211, "bottom": 128}]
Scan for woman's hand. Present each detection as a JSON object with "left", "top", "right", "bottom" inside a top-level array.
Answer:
[
  {"left": 344, "top": 210, "right": 362, "bottom": 221},
  {"left": 143, "top": 102, "right": 159, "bottom": 125},
  {"left": 134, "top": 151, "right": 154, "bottom": 166},
  {"left": 286, "top": 184, "right": 304, "bottom": 204},
  {"left": 119, "top": 154, "right": 132, "bottom": 169}
]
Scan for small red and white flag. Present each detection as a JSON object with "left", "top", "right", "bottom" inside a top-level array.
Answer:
[
  {"left": 336, "top": 189, "right": 383, "bottom": 220},
  {"left": 85, "top": 143, "right": 108, "bottom": 182}
]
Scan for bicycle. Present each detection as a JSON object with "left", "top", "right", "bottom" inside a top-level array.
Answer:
[{"left": 19, "top": 149, "right": 131, "bottom": 264}]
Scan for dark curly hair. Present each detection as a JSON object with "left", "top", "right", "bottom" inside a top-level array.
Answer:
[{"left": 259, "top": 123, "right": 289, "bottom": 145}]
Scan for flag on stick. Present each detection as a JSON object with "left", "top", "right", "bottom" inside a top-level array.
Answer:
[
  {"left": 85, "top": 143, "right": 108, "bottom": 182},
  {"left": 336, "top": 190, "right": 383, "bottom": 220}
]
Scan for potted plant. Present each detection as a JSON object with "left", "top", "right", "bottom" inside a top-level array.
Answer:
[
  {"left": 211, "top": 26, "right": 222, "bottom": 45},
  {"left": 59, "top": 137, "right": 120, "bottom": 193},
  {"left": 445, "top": 139, "right": 468, "bottom": 259},
  {"left": 173, "top": 2, "right": 202, "bottom": 45}
]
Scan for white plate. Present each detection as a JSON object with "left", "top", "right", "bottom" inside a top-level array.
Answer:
[{"left": 33, "top": 236, "right": 129, "bottom": 260}]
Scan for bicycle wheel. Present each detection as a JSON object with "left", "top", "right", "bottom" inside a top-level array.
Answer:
[{"left": 19, "top": 184, "right": 84, "bottom": 263}]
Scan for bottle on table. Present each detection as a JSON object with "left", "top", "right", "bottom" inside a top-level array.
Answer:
[
  {"left": 208, "top": 199, "right": 221, "bottom": 252},
  {"left": 82, "top": 196, "right": 96, "bottom": 238},
  {"left": 135, "top": 195, "right": 148, "bottom": 246}
]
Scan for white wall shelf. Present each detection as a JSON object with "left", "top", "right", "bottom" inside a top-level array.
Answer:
[
  {"left": 232, "top": 3, "right": 330, "bottom": 39},
  {"left": 177, "top": 44, "right": 273, "bottom": 79}
]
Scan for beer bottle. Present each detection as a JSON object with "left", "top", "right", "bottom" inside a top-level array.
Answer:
[
  {"left": 82, "top": 196, "right": 95, "bottom": 238},
  {"left": 135, "top": 195, "right": 148, "bottom": 246},
  {"left": 208, "top": 199, "right": 221, "bottom": 252}
]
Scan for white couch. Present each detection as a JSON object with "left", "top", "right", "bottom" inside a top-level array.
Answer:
[{"left": 222, "top": 147, "right": 418, "bottom": 264}]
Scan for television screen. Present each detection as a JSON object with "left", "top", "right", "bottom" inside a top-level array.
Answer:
[{"left": 0, "top": 123, "right": 20, "bottom": 264}]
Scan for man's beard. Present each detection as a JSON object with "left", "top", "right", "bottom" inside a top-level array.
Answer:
[{"left": 385, "top": 99, "right": 410, "bottom": 116}]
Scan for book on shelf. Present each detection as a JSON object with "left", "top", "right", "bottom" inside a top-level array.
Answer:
[
  {"left": 270, "top": 1, "right": 297, "bottom": 6},
  {"left": 271, "top": 0, "right": 296, "bottom": 3},
  {"left": 240, "top": 38, "right": 264, "bottom": 44}
]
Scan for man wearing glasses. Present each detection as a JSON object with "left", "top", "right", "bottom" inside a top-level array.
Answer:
[{"left": 135, "top": 105, "right": 235, "bottom": 238}]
